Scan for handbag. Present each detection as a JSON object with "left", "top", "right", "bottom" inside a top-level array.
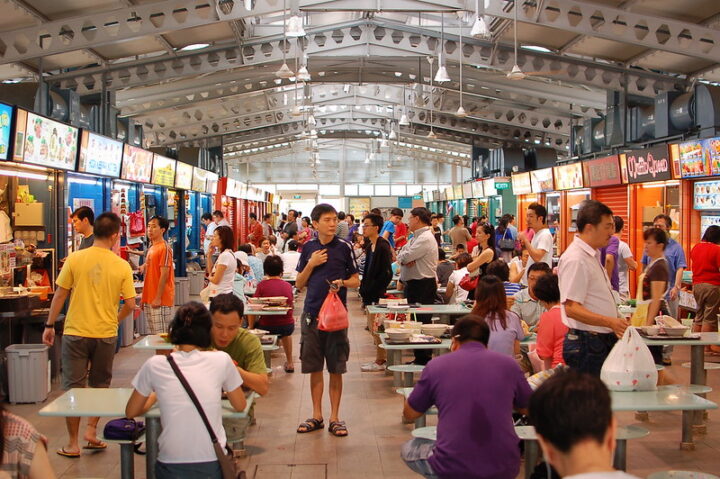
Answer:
[
  {"left": 498, "top": 229, "right": 515, "bottom": 251},
  {"left": 458, "top": 273, "right": 479, "bottom": 292},
  {"left": 103, "top": 418, "right": 145, "bottom": 441},
  {"left": 166, "top": 355, "right": 245, "bottom": 479}
]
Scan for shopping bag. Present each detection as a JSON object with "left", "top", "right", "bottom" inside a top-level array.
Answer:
[
  {"left": 318, "top": 290, "right": 349, "bottom": 332},
  {"left": 600, "top": 327, "right": 657, "bottom": 391},
  {"left": 630, "top": 300, "right": 650, "bottom": 327}
]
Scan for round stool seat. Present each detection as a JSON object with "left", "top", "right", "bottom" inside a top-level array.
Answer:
[
  {"left": 647, "top": 471, "right": 720, "bottom": 479},
  {"left": 616, "top": 424, "right": 649, "bottom": 440},
  {"left": 387, "top": 364, "right": 426, "bottom": 373},
  {"left": 658, "top": 384, "right": 713, "bottom": 394},
  {"left": 411, "top": 426, "right": 437, "bottom": 441},
  {"left": 656, "top": 364, "right": 665, "bottom": 371},
  {"left": 681, "top": 362, "right": 720, "bottom": 370},
  {"left": 514, "top": 425, "right": 537, "bottom": 440}
]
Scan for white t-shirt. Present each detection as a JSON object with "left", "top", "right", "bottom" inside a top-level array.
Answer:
[
  {"left": 617, "top": 240, "right": 633, "bottom": 297},
  {"left": 280, "top": 251, "right": 301, "bottom": 277},
  {"left": 131, "top": 350, "right": 243, "bottom": 464},
  {"left": 447, "top": 267, "right": 470, "bottom": 304},
  {"left": 211, "top": 249, "right": 237, "bottom": 296},
  {"left": 565, "top": 472, "right": 640, "bottom": 479},
  {"left": 204, "top": 222, "right": 218, "bottom": 252},
  {"left": 523, "top": 227, "right": 554, "bottom": 285}
]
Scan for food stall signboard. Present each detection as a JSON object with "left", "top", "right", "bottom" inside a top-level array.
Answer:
[
  {"left": 151, "top": 154, "right": 177, "bottom": 187},
  {"left": 553, "top": 162, "right": 584, "bottom": 190},
  {"left": 678, "top": 140, "right": 709, "bottom": 178},
  {"left": 694, "top": 180, "right": 720, "bottom": 210},
  {"left": 206, "top": 172, "right": 219, "bottom": 195},
  {"left": 174, "top": 161, "right": 194, "bottom": 190},
  {"left": 625, "top": 145, "right": 672, "bottom": 184},
  {"left": 453, "top": 184, "right": 463, "bottom": 200},
  {"left": 582, "top": 155, "right": 623, "bottom": 187},
  {"left": 462, "top": 182, "right": 472, "bottom": 199},
  {"left": 511, "top": 172, "right": 532, "bottom": 195},
  {"left": 191, "top": 167, "right": 207, "bottom": 192},
  {"left": 701, "top": 215, "right": 720, "bottom": 237},
  {"left": 471, "top": 181, "right": 484, "bottom": 198},
  {"left": 704, "top": 137, "right": 720, "bottom": 176},
  {"left": 530, "top": 168, "right": 554, "bottom": 192},
  {"left": 22, "top": 112, "right": 79, "bottom": 170},
  {"left": 0, "top": 102, "right": 12, "bottom": 161},
  {"left": 121, "top": 145, "right": 153, "bottom": 183},
  {"left": 483, "top": 179, "right": 498, "bottom": 196},
  {"left": 78, "top": 130, "right": 124, "bottom": 178},
  {"left": 445, "top": 186, "right": 455, "bottom": 201}
]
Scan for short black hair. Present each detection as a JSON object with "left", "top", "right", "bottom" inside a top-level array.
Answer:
[
  {"left": 214, "top": 225, "right": 235, "bottom": 251},
  {"left": 613, "top": 215, "right": 624, "bottom": 234},
  {"left": 410, "top": 207, "right": 432, "bottom": 225},
  {"left": 201, "top": 212, "right": 212, "bottom": 221},
  {"left": 486, "top": 259, "right": 510, "bottom": 282},
  {"left": 311, "top": 203, "right": 337, "bottom": 222},
  {"left": 533, "top": 273, "right": 560, "bottom": 303},
  {"left": 338, "top": 211, "right": 346, "bottom": 220},
  {"left": 212, "top": 210, "right": 224, "bottom": 218},
  {"left": 363, "top": 214, "right": 384, "bottom": 229},
  {"left": 528, "top": 262, "right": 552, "bottom": 275},
  {"left": 451, "top": 315, "right": 490, "bottom": 346},
  {"left": 653, "top": 214, "right": 672, "bottom": 229},
  {"left": 168, "top": 301, "right": 212, "bottom": 348},
  {"left": 249, "top": 212, "right": 257, "bottom": 220},
  {"left": 643, "top": 227, "right": 667, "bottom": 248},
  {"left": 72, "top": 206, "right": 94, "bottom": 225},
  {"left": 94, "top": 212, "right": 122, "bottom": 239},
  {"left": 264, "top": 255, "right": 284, "bottom": 276},
  {"left": 263, "top": 213, "right": 272, "bottom": 221},
  {"left": 390, "top": 208, "right": 404, "bottom": 218},
  {"left": 528, "top": 203, "right": 548, "bottom": 224},
  {"left": 287, "top": 240, "right": 299, "bottom": 251},
  {"left": 452, "top": 215, "right": 462, "bottom": 225},
  {"left": 702, "top": 225, "right": 720, "bottom": 244},
  {"left": 529, "top": 370, "right": 612, "bottom": 453},
  {"left": 209, "top": 293, "right": 244, "bottom": 319},
  {"left": 370, "top": 208, "right": 382, "bottom": 215},
  {"left": 455, "top": 244, "right": 466, "bottom": 251},
  {"left": 237, "top": 244, "right": 253, "bottom": 255},
  {"left": 149, "top": 215, "right": 169, "bottom": 232},
  {"left": 437, "top": 248, "right": 446, "bottom": 260},
  {"left": 347, "top": 214, "right": 354, "bottom": 222},
  {"left": 576, "top": 200, "right": 613, "bottom": 233}
]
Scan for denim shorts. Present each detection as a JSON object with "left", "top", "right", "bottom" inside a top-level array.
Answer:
[{"left": 562, "top": 329, "right": 617, "bottom": 377}]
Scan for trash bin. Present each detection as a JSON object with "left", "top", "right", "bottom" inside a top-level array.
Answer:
[
  {"left": 174, "top": 277, "right": 190, "bottom": 305},
  {"left": 187, "top": 270, "right": 205, "bottom": 296},
  {"left": 5, "top": 344, "right": 49, "bottom": 403}
]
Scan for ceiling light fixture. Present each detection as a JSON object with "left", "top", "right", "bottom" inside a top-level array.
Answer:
[
  {"left": 275, "top": 0, "right": 295, "bottom": 78},
  {"left": 286, "top": 14, "right": 305, "bottom": 37},
  {"left": 457, "top": 21, "right": 467, "bottom": 117},
  {"left": 471, "top": 0, "right": 490, "bottom": 38},
  {"left": 434, "top": 13, "right": 451, "bottom": 83},
  {"left": 388, "top": 128, "right": 397, "bottom": 140},
  {"left": 427, "top": 56, "right": 436, "bottom": 139},
  {"left": 297, "top": 65, "right": 311, "bottom": 82}
]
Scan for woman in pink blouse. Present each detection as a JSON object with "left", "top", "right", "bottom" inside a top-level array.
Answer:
[{"left": 533, "top": 273, "right": 567, "bottom": 369}]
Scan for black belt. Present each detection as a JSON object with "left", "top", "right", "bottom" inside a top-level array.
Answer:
[{"left": 569, "top": 328, "right": 615, "bottom": 337}]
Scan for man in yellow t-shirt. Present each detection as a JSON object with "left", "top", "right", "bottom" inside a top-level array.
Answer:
[{"left": 43, "top": 212, "right": 137, "bottom": 459}]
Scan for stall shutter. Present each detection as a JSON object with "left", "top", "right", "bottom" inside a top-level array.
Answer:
[{"left": 594, "top": 186, "right": 629, "bottom": 243}]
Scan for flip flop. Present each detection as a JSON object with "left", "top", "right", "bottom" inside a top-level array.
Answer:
[
  {"left": 284, "top": 363, "right": 295, "bottom": 373},
  {"left": 83, "top": 440, "right": 107, "bottom": 450},
  {"left": 57, "top": 448, "right": 80, "bottom": 458}
]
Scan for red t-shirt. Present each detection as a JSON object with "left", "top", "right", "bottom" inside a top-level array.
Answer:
[
  {"left": 691, "top": 241, "right": 720, "bottom": 286},
  {"left": 254, "top": 278, "right": 294, "bottom": 326},
  {"left": 395, "top": 222, "right": 408, "bottom": 249},
  {"left": 466, "top": 238, "right": 478, "bottom": 256},
  {"left": 535, "top": 306, "right": 567, "bottom": 368},
  {"left": 249, "top": 222, "right": 264, "bottom": 247}
]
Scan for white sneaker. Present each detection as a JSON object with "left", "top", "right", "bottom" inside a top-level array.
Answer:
[{"left": 361, "top": 362, "right": 386, "bottom": 372}]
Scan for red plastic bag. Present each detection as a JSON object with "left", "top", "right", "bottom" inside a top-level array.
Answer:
[{"left": 318, "top": 290, "right": 349, "bottom": 332}]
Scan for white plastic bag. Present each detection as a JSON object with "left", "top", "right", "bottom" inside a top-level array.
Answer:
[{"left": 601, "top": 327, "right": 657, "bottom": 391}]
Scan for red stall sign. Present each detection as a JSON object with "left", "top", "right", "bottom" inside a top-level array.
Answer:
[{"left": 582, "top": 155, "right": 623, "bottom": 188}]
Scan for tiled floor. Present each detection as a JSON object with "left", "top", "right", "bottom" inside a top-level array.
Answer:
[{"left": 9, "top": 292, "right": 720, "bottom": 478}]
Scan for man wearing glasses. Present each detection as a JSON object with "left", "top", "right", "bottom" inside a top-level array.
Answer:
[{"left": 359, "top": 213, "right": 395, "bottom": 372}]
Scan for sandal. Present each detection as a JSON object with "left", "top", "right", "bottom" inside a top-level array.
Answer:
[
  {"left": 83, "top": 440, "right": 107, "bottom": 450},
  {"left": 297, "top": 418, "right": 324, "bottom": 433},
  {"left": 57, "top": 447, "right": 80, "bottom": 458},
  {"left": 328, "top": 421, "right": 348, "bottom": 437},
  {"left": 284, "top": 363, "right": 295, "bottom": 373}
]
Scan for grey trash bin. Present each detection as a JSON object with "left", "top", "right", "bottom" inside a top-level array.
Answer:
[
  {"left": 5, "top": 344, "right": 49, "bottom": 403},
  {"left": 187, "top": 270, "right": 205, "bottom": 296}
]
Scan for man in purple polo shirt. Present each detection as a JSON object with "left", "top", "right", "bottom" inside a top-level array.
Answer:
[{"left": 401, "top": 315, "right": 533, "bottom": 479}]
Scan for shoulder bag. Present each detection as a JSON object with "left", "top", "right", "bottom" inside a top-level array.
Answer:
[
  {"left": 498, "top": 228, "right": 515, "bottom": 251},
  {"left": 166, "top": 355, "right": 245, "bottom": 479}
]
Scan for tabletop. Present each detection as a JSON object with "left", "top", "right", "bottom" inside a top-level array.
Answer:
[
  {"left": 641, "top": 332, "right": 720, "bottom": 346},
  {"left": 39, "top": 388, "right": 255, "bottom": 418},
  {"left": 133, "top": 334, "right": 279, "bottom": 351},
  {"left": 366, "top": 304, "right": 471, "bottom": 315},
  {"left": 379, "top": 334, "right": 452, "bottom": 351},
  {"left": 520, "top": 334, "right": 537, "bottom": 345}
]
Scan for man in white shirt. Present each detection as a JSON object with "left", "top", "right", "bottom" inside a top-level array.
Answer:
[
  {"left": 529, "top": 370, "right": 641, "bottom": 479},
  {"left": 280, "top": 240, "right": 301, "bottom": 278},
  {"left": 518, "top": 203, "right": 554, "bottom": 285},
  {"left": 559, "top": 200, "right": 628, "bottom": 376},
  {"left": 213, "top": 210, "right": 230, "bottom": 227}
]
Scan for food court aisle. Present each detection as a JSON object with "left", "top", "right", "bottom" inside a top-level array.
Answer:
[{"left": 8, "top": 291, "right": 720, "bottom": 478}]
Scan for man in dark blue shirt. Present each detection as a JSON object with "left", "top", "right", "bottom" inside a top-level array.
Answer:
[{"left": 295, "top": 204, "right": 359, "bottom": 438}]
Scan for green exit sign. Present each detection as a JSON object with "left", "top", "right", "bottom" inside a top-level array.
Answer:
[
  {"left": 495, "top": 182, "right": 510, "bottom": 190},
  {"left": 292, "top": 194, "right": 302, "bottom": 199},
  {"left": 412, "top": 195, "right": 422, "bottom": 200}
]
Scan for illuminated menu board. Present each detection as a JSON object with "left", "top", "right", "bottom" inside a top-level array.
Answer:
[
  {"left": 471, "top": 181, "right": 484, "bottom": 198},
  {"left": 206, "top": 172, "right": 219, "bottom": 194},
  {"left": 582, "top": 155, "right": 623, "bottom": 187},
  {"left": 462, "top": 182, "right": 472, "bottom": 199},
  {"left": 445, "top": 186, "right": 455, "bottom": 200},
  {"left": 22, "top": 112, "right": 79, "bottom": 170},
  {"left": 151, "top": 154, "right": 177, "bottom": 187},
  {"left": 694, "top": 180, "right": 720, "bottom": 210},
  {"left": 192, "top": 167, "right": 207, "bottom": 192},
  {"left": 78, "top": 130, "right": 124, "bottom": 178},
  {"left": 624, "top": 145, "right": 671, "bottom": 184},
  {"left": 174, "top": 162, "right": 193, "bottom": 190},
  {"left": 0, "top": 102, "right": 12, "bottom": 161},
  {"left": 553, "top": 162, "right": 584, "bottom": 190},
  {"left": 121, "top": 145, "right": 154, "bottom": 183},
  {"left": 511, "top": 172, "right": 532, "bottom": 195},
  {"left": 679, "top": 139, "right": 709, "bottom": 178},
  {"left": 530, "top": 168, "right": 554, "bottom": 192},
  {"left": 483, "top": 178, "right": 497, "bottom": 196}
]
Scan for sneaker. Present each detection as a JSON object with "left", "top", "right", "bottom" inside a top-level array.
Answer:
[{"left": 361, "top": 362, "right": 386, "bottom": 372}]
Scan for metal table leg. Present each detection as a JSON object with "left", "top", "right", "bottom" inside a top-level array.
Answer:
[
  {"left": 681, "top": 410, "right": 695, "bottom": 450},
  {"left": 119, "top": 443, "right": 135, "bottom": 479},
  {"left": 690, "top": 345, "right": 707, "bottom": 433},
  {"left": 146, "top": 417, "right": 161, "bottom": 479},
  {"left": 524, "top": 439, "right": 539, "bottom": 479},
  {"left": 403, "top": 372, "right": 413, "bottom": 388},
  {"left": 414, "top": 415, "right": 426, "bottom": 428},
  {"left": 263, "top": 350, "right": 271, "bottom": 368},
  {"left": 613, "top": 439, "right": 627, "bottom": 470}
]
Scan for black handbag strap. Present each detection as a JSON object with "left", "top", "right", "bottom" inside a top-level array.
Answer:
[{"left": 166, "top": 354, "right": 219, "bottom": 444}]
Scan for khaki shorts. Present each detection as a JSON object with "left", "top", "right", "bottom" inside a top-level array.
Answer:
[
  {"left": 143, "top": 305, "right": 173, "bottom": 334},
  {"left": 61, "top": 335, "right": 117, "bottom": 390},
  {"left": 693, "top": 283, "right": 720, "bottom": 329}
]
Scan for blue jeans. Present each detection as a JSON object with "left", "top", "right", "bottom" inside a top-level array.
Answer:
[
  {"left": 156, "top": 460, "right": 221, "bottom": 479},
  {"left": 401, "top": 438, "right": 438, "bottom": 479},
  {"left": 562, "top": 329, "right": 617, "bottom": 377}
]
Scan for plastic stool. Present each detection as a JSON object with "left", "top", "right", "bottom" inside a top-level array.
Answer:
[
  {"left": 100, "top": 433, "right": 145, "bottom": 479},
  {"left": 658, "top": 384, "right": 713, "bottom": 394},
  {"left": 387, "top": 364, "right": 425, "bottom": 387},
  {"left": 396, "top": 387, "right": 436, "bottom": 428},
  {"left": 647, "top": 472, "right": 720, "bottom": 479},
  {"left": 411, "top": 426, "right": 436, "bottom": 441},
  {"left": 681, "top": 362, "right": 720, "bottom": 370}
]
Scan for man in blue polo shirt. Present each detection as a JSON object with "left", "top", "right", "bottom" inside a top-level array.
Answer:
[
  {"left": 401, "top": 315, "right": 532, "bottom": 478},
  {"left": 295, "top": 204, "right": 359, "bottom": 438},
  {"left": 640, "top": 214, "right": 686, "bottom": 365},
  {"left": 380, "top": 208, "right": 404, "bottom": 249}
]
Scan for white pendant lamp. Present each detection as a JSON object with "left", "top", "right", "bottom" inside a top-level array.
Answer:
[
  {"left": 456, "top": 21, "right": 467, "bottom": 117},
  {"left": 434, "top": 13, "right": 451, "bottom": 83},
  {"left": 286, "top": 14, "right": 306, "bottom": 37},
  {"left": 399, "top": 113, "right": 410, "bottom": 126},
  {"left": 471, "top": 0, "right": 490, "bottom": 38},
  {"left": 275, "top": 0, "right": 295, "bottom": 78},
  {"left": 297, "top": 65, "right": 311, "bottom": 81}
]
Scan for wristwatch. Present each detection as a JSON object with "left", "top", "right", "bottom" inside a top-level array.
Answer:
[{"left": 44, "top": 323, "right": 54, "bottom": 329}]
